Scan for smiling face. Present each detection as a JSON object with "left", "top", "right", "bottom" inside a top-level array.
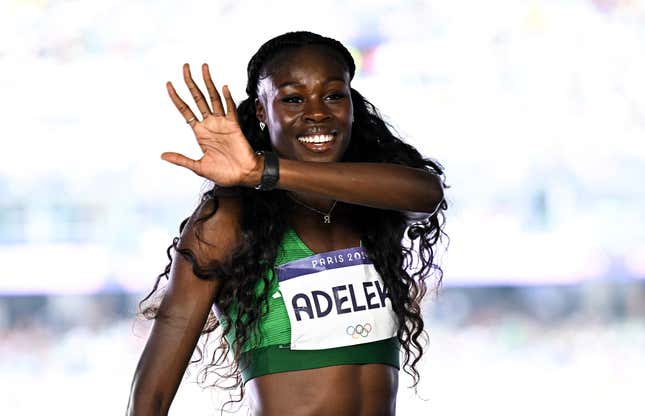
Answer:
[{"left": 255, "top": 46, "right": 354, "bottom": 162}]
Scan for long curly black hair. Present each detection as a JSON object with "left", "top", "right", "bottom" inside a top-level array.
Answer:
[{"left": 139, "top": 30, "right": 449, "bottom": 409}]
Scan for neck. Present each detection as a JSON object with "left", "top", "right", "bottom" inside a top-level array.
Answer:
[{"left": 287, "top": 192, "right": 336, "bottom": 212}]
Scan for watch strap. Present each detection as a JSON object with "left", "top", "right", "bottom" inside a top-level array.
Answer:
[{"left": 254, "top": 150, "right": 280, "bottom": 191}]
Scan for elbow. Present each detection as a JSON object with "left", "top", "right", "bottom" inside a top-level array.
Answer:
[
  {"left": 429, "top": 191, "right": 445, "bottom": 217},
  {"left": 426, "top": 173, "right": 445, "bottom": 215},
  {"left": 406, "top": 179, "right": 445, "bottom": 220},
  {"left": 416, "top": 170, "right": 445, "bottom": 215},
  {"left": 126, "top": 394, "right": 163, "bottom": 416},
  {"left": 429, "top": 197, "right": 444, "bottom": 218},
  {"left": 403, "top": 200, "right": 441, "bottom": 222}
]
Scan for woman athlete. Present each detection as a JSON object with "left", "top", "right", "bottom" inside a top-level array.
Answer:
[{"left": 127, "top": 31, "right": 448, "bottom": 416}]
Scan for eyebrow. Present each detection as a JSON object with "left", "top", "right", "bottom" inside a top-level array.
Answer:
[{"left": 277, "top": 76, "right": 347, "bottom": 89}]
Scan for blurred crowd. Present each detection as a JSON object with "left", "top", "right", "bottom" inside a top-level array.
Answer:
[{"left": 1, "top": 282, "right": 644, "bottom": 415}]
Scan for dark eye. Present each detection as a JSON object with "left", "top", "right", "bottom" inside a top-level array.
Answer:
[
  {"left": 281, "top": 96, "right": 303, "bottom": 104},
  {"left": 326, "top": 93, "right": 346, "bottom": 101}
]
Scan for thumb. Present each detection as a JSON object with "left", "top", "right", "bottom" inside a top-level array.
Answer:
[{"left": 161, "top": 152, "right": 201, "bottom": 174}]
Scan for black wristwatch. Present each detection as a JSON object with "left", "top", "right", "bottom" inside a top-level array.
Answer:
[{"left": 253, "top": 150, "right": 280, "bottom": 191}]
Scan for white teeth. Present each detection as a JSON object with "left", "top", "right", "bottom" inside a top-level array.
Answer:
[{"left": 297, "top": 134, "right": 334, "bottom": 143}]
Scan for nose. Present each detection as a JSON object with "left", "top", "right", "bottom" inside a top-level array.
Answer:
[{"left": 303, "top": 98, "right": 331, "bottom": 123}]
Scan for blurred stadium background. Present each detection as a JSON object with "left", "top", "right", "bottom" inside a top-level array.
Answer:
[{"left": 1, "top": 0, "right": 644, "bottom": 414}]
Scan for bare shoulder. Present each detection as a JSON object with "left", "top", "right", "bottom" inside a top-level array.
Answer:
[
  {"left": 177, "top": 193, "right": 243, "bottom": 261},
  {"left": 154, "top": 193, "right": 244, "bottom": 320}
]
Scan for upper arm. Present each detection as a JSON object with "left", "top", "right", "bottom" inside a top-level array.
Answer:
[{"left": 127, "top": 195, "right": 242, "bottom": 414}]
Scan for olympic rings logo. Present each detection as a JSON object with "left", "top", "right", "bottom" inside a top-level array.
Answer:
[{"left": 346, "top": 323, "right": 373, "bottom": 339}]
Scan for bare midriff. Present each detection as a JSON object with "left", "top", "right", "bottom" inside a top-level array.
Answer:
[{"left": 246, "top": 363, "right": 399, "bottom": 416}]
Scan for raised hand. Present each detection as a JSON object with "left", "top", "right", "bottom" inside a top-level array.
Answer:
[{"left": 162, "top": 63, "right": 260, "bottom": 187}]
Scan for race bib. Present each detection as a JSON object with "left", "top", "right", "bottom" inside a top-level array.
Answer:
[{"left": 275, "top": 246, "right": 398, "bottom": 350}]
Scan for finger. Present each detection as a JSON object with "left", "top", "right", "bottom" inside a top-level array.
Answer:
[
  {"left": 166, "top": 82, "right": 198, "bottom": 126},
  {"left": 202, "top": 63, "right": 225, "bottom": 116},
  {"left": 222, "top": 85, "right": 238, "bottom": 122},
  {"left": 161, "top": 152, "right": 202, "bottom": 174},
  {"left": 183, "top": 63, "right": 211, "bottom": 119}
]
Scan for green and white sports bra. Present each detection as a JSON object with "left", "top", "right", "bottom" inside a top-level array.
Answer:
[{"left": 217, "top": 226, "right": 400, "bottom": 384}]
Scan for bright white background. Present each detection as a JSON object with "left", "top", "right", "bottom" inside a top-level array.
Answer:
[{"left": 0, "top": 0, "right": 644, "bottom": 415}]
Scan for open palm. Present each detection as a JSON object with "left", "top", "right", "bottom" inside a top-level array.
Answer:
[{"left": 162, "top": 63, "right": 258, "bottom": 187}]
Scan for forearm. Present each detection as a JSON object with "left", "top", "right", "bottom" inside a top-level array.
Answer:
[{"left": 245, "top": 157, "right": 444, "bottom": 213}]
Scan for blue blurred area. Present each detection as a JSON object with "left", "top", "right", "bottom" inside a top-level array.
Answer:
[{"left": 1, "top": 0, "right": 644, "bottom": 414}]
